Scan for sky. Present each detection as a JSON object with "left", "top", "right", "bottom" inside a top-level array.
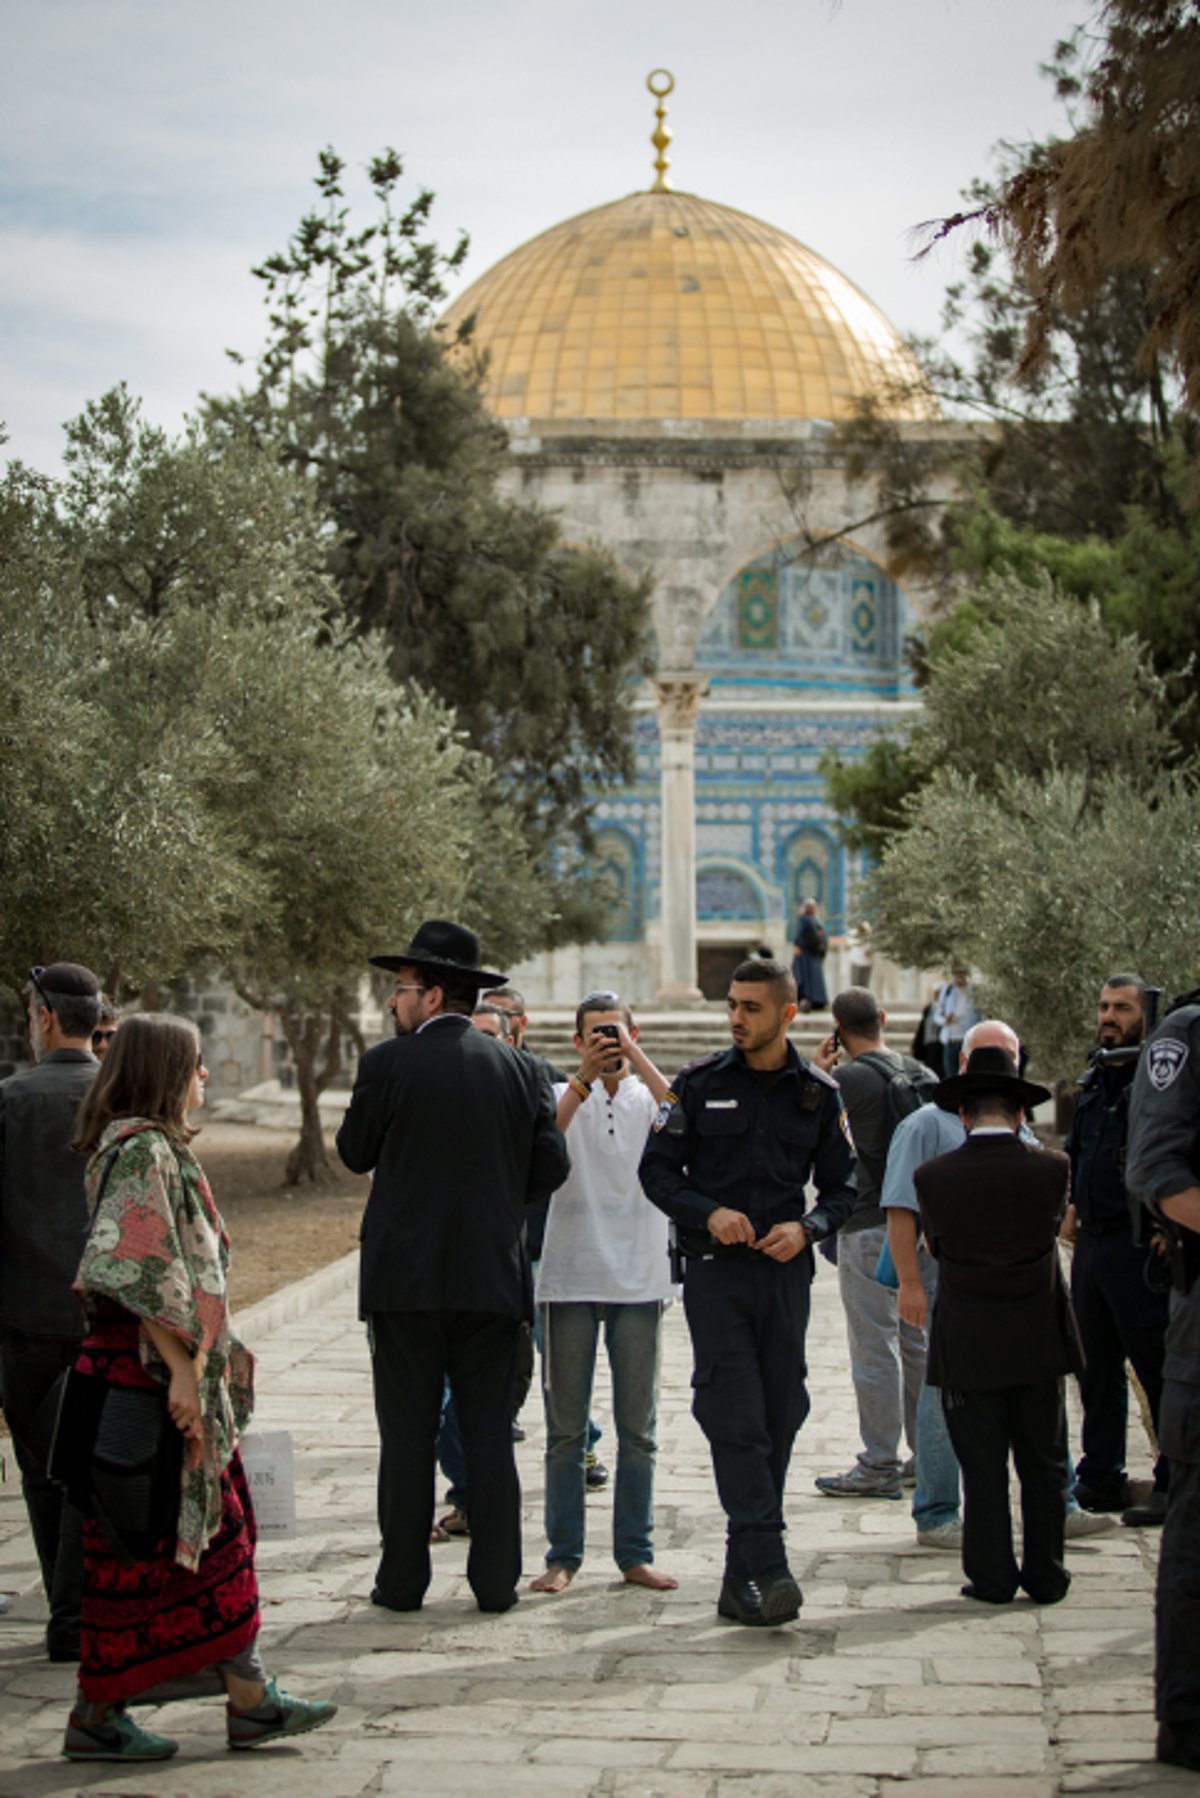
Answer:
[{"left": 2, "top": 0, "right": 1089, "bottom": 473}]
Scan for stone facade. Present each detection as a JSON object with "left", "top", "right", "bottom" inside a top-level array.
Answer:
[{"left": 503, "top": 419, "right": 932, "bottom": 1002}]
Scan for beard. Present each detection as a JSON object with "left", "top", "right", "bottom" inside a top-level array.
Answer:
[{"left": 1097, "top": 1020, "right": 1143, "bottom": 1049}]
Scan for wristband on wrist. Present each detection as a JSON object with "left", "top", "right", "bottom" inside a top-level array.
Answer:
[{"left": 568, "top": 1075, "right": 591, "bottom": 1101}]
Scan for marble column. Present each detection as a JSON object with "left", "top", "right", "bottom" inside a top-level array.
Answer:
[{"left": 654, "top": 674, "right": 708, "bottom": 1004}]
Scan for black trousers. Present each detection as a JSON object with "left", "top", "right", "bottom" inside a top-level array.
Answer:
[
  {"left": 682, "top": 1253, "right": 811, "bottom": 1581},
  {"left": 1071, "top": 1223, "right": 1170, "bottom": 1495},
  {"left": 1156, "top": 1369, "right": 1200, "bottom": 1725},
  {"left": 943, "top": 1377, "right": 1069, "bottom": 1603},
  {"left": 0, "top": 1326, "right": 84, "bottom": 1654},
  {"left": 369, "top": 1310, "right": 521, "bottom": 1611}
]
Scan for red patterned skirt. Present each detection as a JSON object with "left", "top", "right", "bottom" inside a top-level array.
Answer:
[{"left": 76, "top": 1311, "right": 261, "bottom": 1705}]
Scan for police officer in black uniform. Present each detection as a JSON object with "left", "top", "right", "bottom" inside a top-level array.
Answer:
[
  {"left": 1126, "top": 985, "right": 1200, "bottom": 1774},
  {"left": 639, "top": 958, "right": 855, "bottom": 1627},
  {"left": 1064, "top": 974, "right": 1170, "bottom": 1524}
]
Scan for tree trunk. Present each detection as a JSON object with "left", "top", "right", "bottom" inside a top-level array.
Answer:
[{"left": 280, "top": 1012, "right": 332, "bottom": 1186}]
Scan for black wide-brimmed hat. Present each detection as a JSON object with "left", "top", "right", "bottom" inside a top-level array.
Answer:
[
  {"left": 933, "top": 1044, "right": 1051, "bottom": 1114},
  {"left": 369, "top": 919, "right": 506, "bottom": 990}
]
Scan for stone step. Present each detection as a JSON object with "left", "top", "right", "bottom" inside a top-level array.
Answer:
[{"left": 211, "top": 1007, "right": 928, "bottom": 1130}]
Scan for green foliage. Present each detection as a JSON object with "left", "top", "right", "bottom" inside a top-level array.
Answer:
[
  {"left": 1, "top": 392, "right": 556, "bottom": 1176},
  {"left": 210, "top": 148, "right": 653, "bottom": 938},
  {"left": 825, "top": 91, "right": 1199, "bottom": 849},
  {"left": 865, "top": 575, "right": 1196, "bottom": 1077},
  {"left": 819, "top": 738, "right": 924, "bottom": 860},
  {"left": 871, "top": 763, "right": 1200, "bottom": 1079}
]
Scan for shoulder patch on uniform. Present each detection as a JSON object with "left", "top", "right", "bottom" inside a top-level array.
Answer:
[
  {"left": 838, "top": 1106, "right": 855, "bottom": 1148},
  {"left": 652, "top": 1093, "right": 678, "bottom": 1133},
  {"left": 1147, "top": 1036, "right": 1189, "bottom": 1092},
  {"left": 803, "top": 1060, "right": 841, "bottom": 1091},
  {"left": 679, "top": 1049, "right": 724, "bottom": 1076}
]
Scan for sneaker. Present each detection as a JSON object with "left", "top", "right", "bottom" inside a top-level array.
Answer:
[
  {"left": 916, "top": 1520, "right": 963, "bottom": 1550},
  {"left": 63, "top": 1708, "right": 179, "bottom": 1762},
  {"left": 815, "top": 1465, "right": 903, "bottom": 1500},
  {"left": 227, "top": 1676, "right": 337, "bottom": 1750},
  {"left": 1065, "top": 1507, "right": 1118, "bottom": 1541},
  {"left": 585, "top": 1452, "right": 610, "bottom": 1490}
]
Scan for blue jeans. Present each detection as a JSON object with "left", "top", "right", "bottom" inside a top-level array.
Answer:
[
  {"left": 437, "top": 1381, "right": 468, "bottom": 1510},
  {"left": 541, "top": 1301, "right": 662, "bottom": 1571},
  {"left": 913, "top": 1246, "right": 962, "bottom": 1529},
  {"left": 531, "top": 1262, "right": 601, "bottom": 1454}
]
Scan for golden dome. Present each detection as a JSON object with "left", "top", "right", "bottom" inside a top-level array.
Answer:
[{"left": 440, "top": 188, "right": 930, "bottom": 424}]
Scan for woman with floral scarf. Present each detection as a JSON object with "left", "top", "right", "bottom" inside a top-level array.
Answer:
[{"left": 61, "top": 1012, "right": 336, "bottom": 1764}]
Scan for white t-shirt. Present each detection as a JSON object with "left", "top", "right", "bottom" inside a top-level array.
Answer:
[{"left": 536, "top": 1077, "right": 672, "bottom": 1304}]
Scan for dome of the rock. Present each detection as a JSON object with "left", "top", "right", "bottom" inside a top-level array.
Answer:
[{"left": 440, "top": 187, "right": 931, "bottom": 424}]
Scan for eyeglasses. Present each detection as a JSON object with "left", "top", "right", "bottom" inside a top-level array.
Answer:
[
  {"left": 92, "top": 1028, "right": 117, "bottom": 1047},
  {"left": 390, "top": 983, "right": 427, "bottom": 996},
  {"left": 28, "top": 966, "right": 54, "bottom": 1012}
]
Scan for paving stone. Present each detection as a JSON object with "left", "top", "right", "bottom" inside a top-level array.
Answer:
[
  {"left": 896, "top": 1784, "right": 1056, "bottom": 1798},
  {"left": 0, "top": 1263, "right": 1161, "bottom": 1794}
]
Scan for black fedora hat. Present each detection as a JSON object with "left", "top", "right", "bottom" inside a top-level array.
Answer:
[
  {"left": 933, "top": 1044, "right": 1051, "bottom": 1114},
  {"left": 370, "top": 919, "right": 506, "bottom": 990}
]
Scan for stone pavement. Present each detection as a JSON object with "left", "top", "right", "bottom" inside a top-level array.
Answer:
[{"left": 0, "top": 1256, "right": 1185, "bottom": 1798}]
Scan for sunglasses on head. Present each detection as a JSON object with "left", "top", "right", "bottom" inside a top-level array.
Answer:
[{"left": 28, "top": 966, "right": 54, "bottom": 1012}]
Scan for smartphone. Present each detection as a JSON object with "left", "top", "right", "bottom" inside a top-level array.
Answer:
[
  {"left": 595, "top": 1023, "right": 620, "bottom": 1041},
  {"left": 831, "top": 1028, "right": 841, "bottom": 1051}
]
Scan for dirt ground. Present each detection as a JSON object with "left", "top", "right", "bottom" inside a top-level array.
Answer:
[{"left": 196, "top": 1122, "right": 370, "bottom": 1313}]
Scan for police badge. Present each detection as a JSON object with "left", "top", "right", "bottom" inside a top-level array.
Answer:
[{"left": 1148, "top": 1036, "right": 1189, "bottom": 1091}]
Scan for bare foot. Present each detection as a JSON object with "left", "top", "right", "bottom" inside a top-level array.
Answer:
[
  {"left": 530, "top": 1565, "right": 576, "bottom": 1593},
  {"left": 623, "top": 1564, "right": 678, "bottom": 1590}
]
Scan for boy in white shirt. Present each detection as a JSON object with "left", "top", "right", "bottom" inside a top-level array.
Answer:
[{"left": 531, "top": 993, "right": 678, "bottom": 1594}]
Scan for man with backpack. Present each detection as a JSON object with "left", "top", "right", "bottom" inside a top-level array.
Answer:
[{"left": 812, "top": 987, "right": 938, "bottom": 1500}]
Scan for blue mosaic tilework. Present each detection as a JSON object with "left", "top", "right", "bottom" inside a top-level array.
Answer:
[
  {"left": 697, "top": 541, "right": 913, "bottom": 699},
  {"left": 593, "top": 707, "right": 911, "bottom": 939},
  {"left": 591, "top": 538, "right": 916, "bottom": 942}
]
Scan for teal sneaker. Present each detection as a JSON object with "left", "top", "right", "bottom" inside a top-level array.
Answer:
[
  {"left": 63, "top": 1706, "right": 179, "bottom": 1761},
  {"left": 227, "top": 1676, "right": 337, "bottom": 1749}
]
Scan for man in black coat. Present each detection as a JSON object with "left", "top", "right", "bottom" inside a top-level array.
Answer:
[
  {"left": 337, "top": 921, "right": 569, "bottom": 1615},
  {"left": 914, "top": 1046, "right": 1081, "bottom": 1607},
  {"left": 0, "top": 961, "right": 100, "bottom": 1661}
]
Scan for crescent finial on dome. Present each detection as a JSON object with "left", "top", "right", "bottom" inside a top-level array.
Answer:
[{"left": 646, "top": 69, "right": 674, "bottom": 192}]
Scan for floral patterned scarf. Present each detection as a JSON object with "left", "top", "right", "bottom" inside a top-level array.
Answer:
[{"left": 74, "top": 1118, "right": 255, "bottom": 1571}]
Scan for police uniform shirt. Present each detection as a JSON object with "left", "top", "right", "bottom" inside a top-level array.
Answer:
[
  {"left": 1067, "top": 1060, "right": 1137, "bottom": 1226},
  {"left": 1127, "top": 995, "right": 1200, "bottom": 1394},
  {"left": 638, "top": 1043, "right": 856, "bottom": 1247}
]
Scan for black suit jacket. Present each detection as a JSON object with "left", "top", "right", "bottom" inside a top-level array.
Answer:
[
  {"left": 914, "top": 1132, "right": 1082, "bottom": 1390},
  {"left": 0, "top": 1048, "right": 98, "bottom": 1337},
  {"left": 337, "top": 1016, "right": 569, "bottom": 1320}
]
